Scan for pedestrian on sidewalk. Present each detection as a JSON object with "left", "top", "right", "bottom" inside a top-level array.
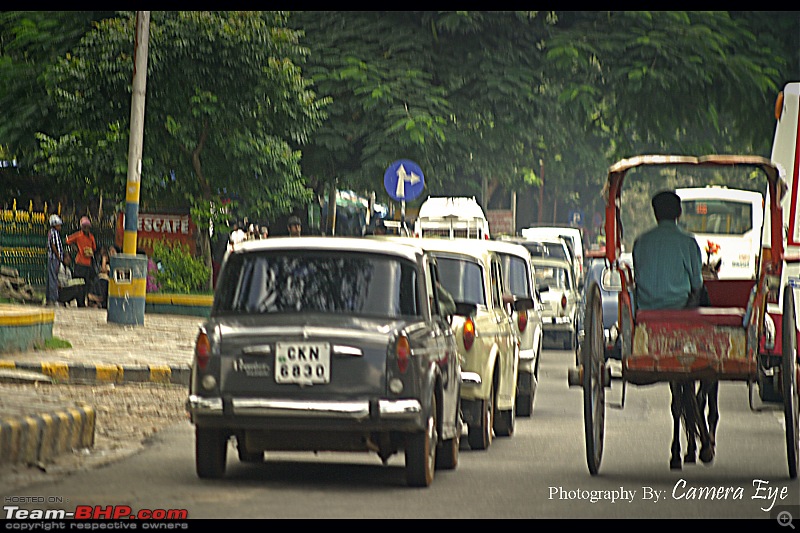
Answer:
[
  {"left": 57, "top": 253, "right": 84, "bottom": 306},
  {"left": 87, "top": 245, "right": 116, "bottom": 308},
  {"left": 46, "top": 214, "right": 65, "bottom": 306},
  {"left": 66, "top": 216, "right": 97, "bottom": 307}
]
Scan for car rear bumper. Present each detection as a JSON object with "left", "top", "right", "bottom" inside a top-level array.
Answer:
[
  {"left": 187, "top": 395, "right": 424, "bottom": 430},
  {"left": 186, "top": 394, "right": 422, "bottom": 420},
  {"left": 542, "top": 322, "right": 574, "bottom": 333}
]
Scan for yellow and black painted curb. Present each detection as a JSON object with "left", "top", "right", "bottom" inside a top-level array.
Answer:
[
  {"left": 0, "top": 361, "right": 190, "bottom": 386},
  {"left": 0, "top": 404, "right": 95, "bottom": 466}
]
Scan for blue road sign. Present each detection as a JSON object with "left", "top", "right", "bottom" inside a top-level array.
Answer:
[{"left": 384, "top": 159, "right": 425, "bottom": 201}]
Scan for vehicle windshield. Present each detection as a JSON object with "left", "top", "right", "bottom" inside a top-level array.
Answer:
[
  {"left": 679, "top": 199, "right": 754, "bottom": 235},
  {"left": 215, "top": 251, "right": 420, "bottom": 317},
  {"left": 535, "top": 265, "right": 571, "bottom": 290},
  {"left": 434, "top": 256, "right": 487, "bottom": 306}
]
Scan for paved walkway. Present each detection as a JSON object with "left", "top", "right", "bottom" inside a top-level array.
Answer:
[{"left": 0, "top": 306, "right": 203, "bottom": 460}]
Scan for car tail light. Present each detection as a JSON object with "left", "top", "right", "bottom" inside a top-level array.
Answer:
[
  {"left": 195, "top": 330, "right": 211, "bottom": 370},
  {"left": 463, "top": 317, "right": 476, "bottom": 351},
  {"left": 396, "top": 335, "right": 411, "bottom": 373},
  {"left": 518, "top": 309, "right": 528, "bottom": 332},
  {"left": 561, "top": 293, "right": 568, "bottom": 309}
]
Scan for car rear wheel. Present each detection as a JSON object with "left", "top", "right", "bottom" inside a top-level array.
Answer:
[
  {"left": 494, "top": 406, "right": 515, "bottom": 437},
  {"left": 494, "top": 371, "right": 515, "bottom": 437},
  {"left": 435, "top": 402, "right": 460, "bottom": 470},
  {"left": 406, "top": 393, "right": 438, "bottom": 487},
  {"left": 467, "top": 379, "right": 494, "bottom": 450},
  {"left": 563, "top": 330, "right": 576, "bottom": 351},
  {"left": 757, "top": 361, "right": 783, "bottom": 402},
  {"left": 195, "top": 427, "right": 228, "bottom": 479},
  {"left": 516, "top": 370, "right": 533, "bottom": 417}
]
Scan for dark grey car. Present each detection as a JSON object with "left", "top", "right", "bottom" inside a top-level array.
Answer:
[{"left": 186, "top": 237, "right": 463, "bottom": 487}]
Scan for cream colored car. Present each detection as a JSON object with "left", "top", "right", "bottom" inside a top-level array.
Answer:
[
  {"left": 484, "top": 239, "right": 544, "bottom": 418},
  {"left": 531, "top": 256, "right": 579, "bottom": 350},
  {"left": 410, "top": 238, "right": 520, "bottom": 450}
]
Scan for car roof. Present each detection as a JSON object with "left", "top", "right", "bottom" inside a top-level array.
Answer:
[
  {"left": 483, "top": 239, "right": 533, "bottom": 260},
  {"left": 529, "top": 255, "right": 575, "bottom": 272},
  {"left": 417, "top": 196, "right": 486, "bottom": 219},
  {"left": 234, "top": 236, "right": 424, "bottom": 263},
  {"left": 369, "top": 236, "right": 495, "bottom": 263}
]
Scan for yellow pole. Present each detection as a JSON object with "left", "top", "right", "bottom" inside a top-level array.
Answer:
[
  {"left": 108, "top": 11, "right": 150, "bottom": 326},
  {"left": 122, "top": 11, "right": 150, "bottom": 255}
]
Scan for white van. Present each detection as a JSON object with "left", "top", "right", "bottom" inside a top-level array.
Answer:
[
  {"left": 676, "top": 186, "right": 764, "bottom": 280},
  {"left": 520, "top": 226, "right": 585, "bottom": 284},
  {"left": 414, "top": 196, "right": 490, "bottom": 239}
]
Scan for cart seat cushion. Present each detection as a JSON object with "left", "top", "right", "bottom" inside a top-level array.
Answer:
[{"left": 635, "top": 307, "right": 746, "bottom": 328}]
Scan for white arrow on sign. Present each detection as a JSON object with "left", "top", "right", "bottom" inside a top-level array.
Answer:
[{"left": 395, "top": 164, "right": 421, "bottom": 199}]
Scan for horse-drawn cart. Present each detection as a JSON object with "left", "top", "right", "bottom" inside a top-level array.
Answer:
[{"left": 568, "top": 154, "right": 799, "bottom": 479}]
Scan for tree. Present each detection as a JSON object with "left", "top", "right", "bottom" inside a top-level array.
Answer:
[
  {"left": 33, "top": 11, "right": 328, "bottom": 288},
  {"left": 0, "top": 11, "right": 114, "bottom": 203},
  {"left": 296, "top": 11, "right": 793, "bottom": 225}
]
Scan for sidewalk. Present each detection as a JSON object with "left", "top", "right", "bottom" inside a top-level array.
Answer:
[
  {"left": 0, "top": 306, "right": 204, "bottom": 466},
  {"left": 0, "top": 307, "right": 203, "bottom": 384}
]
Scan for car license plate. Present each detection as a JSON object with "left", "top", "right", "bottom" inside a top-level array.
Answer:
[{"left": 275, "top": 342, "right": 331, "bottom": 384}]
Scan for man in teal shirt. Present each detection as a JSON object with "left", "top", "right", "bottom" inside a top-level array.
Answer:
[{"left": 633, "top": 190, "right": 703, "bottom": 310}]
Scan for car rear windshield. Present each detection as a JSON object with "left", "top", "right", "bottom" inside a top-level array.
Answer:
[
  {"left": 215, "top": 251, "right": 420, "bottom": 317},
  {"left": 499, "top": 254, "right": 532, "bottom": 298},
  {"left": 543, "top": 242, "right": 571, "bottom": 263},
  {"left": 535, "top": 265, "right": 571, "bottom": 291},
  {"left": 434, "top": 255, "right": 487, "bottom": 306}
]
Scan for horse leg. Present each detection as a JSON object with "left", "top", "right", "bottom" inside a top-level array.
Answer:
[
  {"left": 698, "top": 380, "right": 719, "bottom": 463},
  {"left": 705, "top": 380, "right": 719, "bottom": 448},
  {"left": 682, "top": 381, "right": 698, "bottom": 464},
  {"left": 691, "top": 380, "right": 715, "bottom": 464},
  {"left": 685, "top": 380, "right": 705, "bottom": 464},
  {"left": 684, "top": 391, "right": 697, "bottom": 464},
  {"left": 669, "top": 382, "right": 683, "bottom": 470}
]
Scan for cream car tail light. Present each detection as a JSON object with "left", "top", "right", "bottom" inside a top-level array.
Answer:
[{"left": 463, "top": 317, "right": 476, "bottom": 351}]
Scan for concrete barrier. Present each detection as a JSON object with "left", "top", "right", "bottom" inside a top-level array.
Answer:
[
  {"left": 0, "top": 405, "right": 95, "bottom": 466},
  {"left": 145, "top": 293, "right": 212, "bottom": 318},
  {"left": 0, "top": 304, "right": 54, "bottom": 354}
]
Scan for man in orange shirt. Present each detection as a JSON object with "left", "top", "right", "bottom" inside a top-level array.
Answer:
[{"left": 66, "top": 216, "right": 97, "bottom": 307}]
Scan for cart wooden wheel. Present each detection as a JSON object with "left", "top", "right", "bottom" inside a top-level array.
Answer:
[
  {"left": 782, "top": 285, "right": 799, "bottom": 479},
  {"left": 582, "top": 282, "right": 605, "bottom": 475}
]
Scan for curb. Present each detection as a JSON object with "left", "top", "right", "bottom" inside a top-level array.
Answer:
[
  {"left": 0, "top": 404, "right": 95, "bottom": 467},
  {"left": 0, "top": 361, "right": 191, "bottom": 386},
  {"left": 0, "top": 362, "right": 189, "bottom": 468}
]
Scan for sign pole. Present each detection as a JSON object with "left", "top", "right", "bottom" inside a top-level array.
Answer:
[{"left": 108, "top": 11, "right": 150, "bottom": 326}]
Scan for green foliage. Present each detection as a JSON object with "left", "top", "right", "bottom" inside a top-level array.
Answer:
[
  {"left": 36, "top": 336, "right": 72, "bottom": 350},
  {"left": 31, "top": 11, "right": 327, "bottom": 229},
  {"left": 2, "top": 10, "right": 799, "bottom": 231},
  {"left": 151, "top": 239, "right": 211, "bottom": 294}
]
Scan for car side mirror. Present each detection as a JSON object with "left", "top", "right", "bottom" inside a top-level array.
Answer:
[
  {"left": 513, "top": 296, "right": 535, "bottom": 312},
  {"left": 601, "top": 268, "right": 623, "bottom": 292},
  {"left": 453, "top": 301, "right": 477, "bottom": 317}
]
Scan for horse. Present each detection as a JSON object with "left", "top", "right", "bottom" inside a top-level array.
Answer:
[
  {"left": 668, "top": 260, "right": 722, "bottom": 470},
  {"left": 669, "top": 379, "right": 719, "bottom": 469}
]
